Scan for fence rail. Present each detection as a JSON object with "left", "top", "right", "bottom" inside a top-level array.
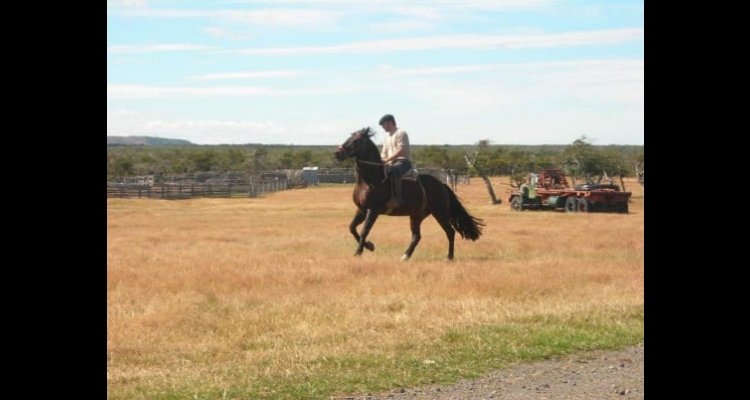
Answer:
[
  {"left": 107, "top": 180, "right": 291, "bottom": 199},
  {"left": 107, "top": 168, "right": 457, "bottom": 199}
]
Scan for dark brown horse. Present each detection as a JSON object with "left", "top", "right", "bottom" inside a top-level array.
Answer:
[{"left": 334, "top": 127, "right": 484, "bottom": 261}]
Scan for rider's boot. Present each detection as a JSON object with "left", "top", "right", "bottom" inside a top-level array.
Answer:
[{"left": 386, "top": 177, "right": 403, "bottom": 208}]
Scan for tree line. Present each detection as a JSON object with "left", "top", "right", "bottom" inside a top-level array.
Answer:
[{"left": 107, "top": 136, "right": 644, "bottom": 185}]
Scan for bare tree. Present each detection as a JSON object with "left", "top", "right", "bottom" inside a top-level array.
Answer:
[
  {"left": 465, "top": 140, "right": 500, "bottom": 204},
  {"left": 444, "top": 169, "right": 458, "bottom": 191}
]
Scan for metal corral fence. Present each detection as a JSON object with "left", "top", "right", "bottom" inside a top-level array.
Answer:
[{"left": 107, "top": 168, "right": 463, "bottom": 199}]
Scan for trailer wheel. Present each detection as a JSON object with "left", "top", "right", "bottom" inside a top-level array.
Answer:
[
  {"left": 577, "top": 198, "right": 590, "bottom": 213},
  {"left": 510, "top": 196, "right": 523, "bottom": 211},
  {"left": 565, "top": 197, "right": 578, "bottom": 213}
]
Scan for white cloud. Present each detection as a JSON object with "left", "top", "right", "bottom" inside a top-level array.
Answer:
[
  {"left": 107, "top": 84, "right": 349, "bottom": 99},
  {"left": 201, "top": 27, "right": 254, "bottom": 41},
  {"left": 116, "top": 8, "right": 342, "bottom": 27},
  {"left": 107, "top": 44, "right": 212, "bottom": 54},
  {"left": 368, "top": 58, "right": 644, "bottom": 115},
  {"left": 393, "top": 59, "right": 643, "bottom": 76},
  {"left": 388, "top": 5, "right": 445, "bottom": 20},
  {"left": 108, "top": 1, "right": 556, "bottom": 35},
  {"left": 109, "top": 58, "right": 643, "bottom": 110},
  {"left": 227, "top": 27, "right": 643, "bottom": 55},
  {"left": 108, "top": 110, "right": 346, "bottom": 144},
  {"left": 107, "top": 0, "right": 147, "bottom": 7},
  {"left": 108, "top": 85, "right": 273, "bottom": 99},
  {"left": 202, "top": 27, "right": 229, "bottom": 37},
  {"left": 369, "top": 1, "right": 552, "bottom": 24},
  {"left": 225, "top": 0, "right": 552, "bottom": 8},
  {"left": 187, "top": 70, "right": 302, "bottom": 80},
  {"left": 372, "top": 20, "right": 433, "bottom": 33},
  {"left": 107, "top": 58, "right": 140, "bottom": 65},
  {"left": 107, "top": 110, "right": 147, "bottom": 136}
]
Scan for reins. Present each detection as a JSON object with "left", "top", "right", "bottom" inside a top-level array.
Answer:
[
  {"left": 355, "top": 158, "right": 388, "bottom": 184},
  {"left": 356, "top": 159, "right": 383, "bottom": 167}
]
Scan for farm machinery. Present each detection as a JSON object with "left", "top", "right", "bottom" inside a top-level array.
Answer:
[{"left": 508, "top": 168, "right": 631, "bottom": 213}]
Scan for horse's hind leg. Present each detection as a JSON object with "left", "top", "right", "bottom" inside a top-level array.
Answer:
[
  {"left": 350, "top": 209, "right": 374, "bottom": 252},
  {"left": 401, "top": 215, "right": 425, "bottom": 261}
]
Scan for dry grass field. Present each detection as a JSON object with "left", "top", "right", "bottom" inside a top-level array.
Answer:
[{"left": 107, "top": 176, "right": 644, "bottom": 400}]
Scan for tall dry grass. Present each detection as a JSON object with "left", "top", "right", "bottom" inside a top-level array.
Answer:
[{"left": 107, "top": 177, "right": 644, "bottom": 400}]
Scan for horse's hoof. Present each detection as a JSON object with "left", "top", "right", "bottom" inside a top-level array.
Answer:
[
  {"left": 400, "top": 254, "right": 410, "bottom": 262},
  {"left": 365, "top": 242, "right": 375, "bottom": 251}
]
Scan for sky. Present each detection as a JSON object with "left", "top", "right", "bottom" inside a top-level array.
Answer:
[{"left": 107, "top": 0, "right": 644, "bottom": 146}]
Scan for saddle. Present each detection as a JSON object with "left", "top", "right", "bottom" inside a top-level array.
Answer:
[
  {"left": 402, "top": 168, "right": 418, "bottom": 180},
  {"left": 384, "top": 167, "right": 426, "bottom": 213},
  {"left": 389, "top": 167, "right": 418, "bottom": 181}
]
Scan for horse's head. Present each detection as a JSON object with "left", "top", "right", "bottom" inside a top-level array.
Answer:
[{"left": 335, "top": 127, "right": 375, "bottom": 161}]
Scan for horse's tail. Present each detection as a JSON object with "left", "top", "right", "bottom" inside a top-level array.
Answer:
[{"left": 446, "top": 185, "right": 484, "bottom": 241}]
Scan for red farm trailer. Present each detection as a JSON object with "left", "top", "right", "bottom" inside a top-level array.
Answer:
[{"left": 507, "top": 168, "right": 631, "bottom": 214}]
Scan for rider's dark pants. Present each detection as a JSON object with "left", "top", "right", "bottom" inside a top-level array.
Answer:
[{"left": 387, "top": 159, "right": 412, "bottom": 179}]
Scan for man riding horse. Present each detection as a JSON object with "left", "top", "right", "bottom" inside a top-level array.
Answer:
[
  {"left": 378, "top": 114, "right": 412, "bottom": 209},
  {"left": 334, "top": 125, "right": 484, "bottom": 260}
]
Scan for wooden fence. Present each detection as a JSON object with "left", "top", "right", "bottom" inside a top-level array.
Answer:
[
  {"left": 107, "top": 170, "right": 306, "bottom": 199},
  {"left": 107, "top": 180, "right": 292, "bottom": 199},
  {"left": 107, "top": 168, "right": 456, "bottom": 199}
]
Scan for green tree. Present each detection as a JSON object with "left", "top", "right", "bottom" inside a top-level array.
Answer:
[
  {"left": 415, "top": 145, "right": 450, "bottom": 168},
  {"left": 113, "top": 158, "right": 134, "bottom": 180},
  {"left": 562, "top": 136, "right": 600, "bottom": 185},
  {"left": 188, "top": 149, "right": 218, "bottom": 172},
  {"left": 252, "top": 145, "right": 268, "bottom": 171},
  {"left": 415, "top": 146, "right": 467, "bottom": 191},
  {"left": 561, "top": 136, "right": 636, "bottom": 188},
  {"left": 506, "top": 150, "right": 536, "bottom": 188},
  {"left": 220, "top": 148, "right": 246, "bottom": 171}
]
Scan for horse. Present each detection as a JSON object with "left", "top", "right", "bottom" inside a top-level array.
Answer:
[{"left": 334, "top": 127, "right": 485, "bottom": 261}]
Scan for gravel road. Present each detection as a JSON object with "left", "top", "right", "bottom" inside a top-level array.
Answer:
[{"left": 335, "top": 343, "right": 644, "bottom": 400}]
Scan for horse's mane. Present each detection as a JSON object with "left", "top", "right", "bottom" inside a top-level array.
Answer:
[
  {"left": 360, "top": 126, "right": 377, "bottom": 140},
  {"left": 357, "top": 127, "right": 381, "bottom": 161}
]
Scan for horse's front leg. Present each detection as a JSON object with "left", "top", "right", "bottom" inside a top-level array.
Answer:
[
  {"left": 349, "top": 209, "right": 374, "bottom": 252},
  {"left": 401, "top": 215, "right": 424, "bottom": 261},
  {"left": 355, "top": 209, "right": 379, "bottom": 256}
]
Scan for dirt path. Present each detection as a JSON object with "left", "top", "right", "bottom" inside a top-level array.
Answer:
[{"left": 336, "top": 343, "right": 644, "bottom": 400}]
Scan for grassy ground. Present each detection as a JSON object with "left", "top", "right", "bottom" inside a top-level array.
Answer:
[{"left": 107, "top": 177, "right": 644, "bottom": 400}]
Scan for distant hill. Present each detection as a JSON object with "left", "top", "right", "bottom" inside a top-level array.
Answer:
[{"left": 107, "top": 136, "right": 194, "bottom": 146}]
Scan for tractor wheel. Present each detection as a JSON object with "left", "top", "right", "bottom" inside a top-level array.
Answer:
[
  {"left": 616, "top": 201, "right": 629, "bottom": 214},
  {"left": 565, "top": 197, "right": 578, "bottom": 213},
  {"left": 577, "top": 198, "right": 590, "bottom": 213},
  {"left": 510, "top": 196, "right": 523, "bottom": 211}
]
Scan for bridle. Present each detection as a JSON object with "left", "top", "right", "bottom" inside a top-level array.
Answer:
[{"left": 340, "top": 129, "right": 388, "bottom": 184}]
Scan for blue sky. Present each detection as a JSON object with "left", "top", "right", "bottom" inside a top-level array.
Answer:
[{"left": 107, "top": 0, "right": 644, "bottom": 146}]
